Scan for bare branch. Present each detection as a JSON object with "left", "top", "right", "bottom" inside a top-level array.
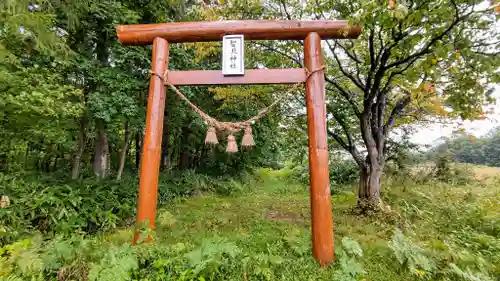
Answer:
[
  {"left": 383, "top": 94, "right": 412, "bottom": 135},
  {"left": 333, "top": 40, "right": 363, "bottom": 64},
  {"left": 326, "top": 109, "right": 365, "bottom": 166},
  {"left": 380, "top": 55, "right": 421, "bottom": 94},
  {"left": 280, "top": 0, "right": 293, "bottom": 20},
  {"left": 472, "top": 50, "right": 500, "bottom": 57},
  {"left": 327, "top": 40, "right": 366, "bottom": 92},
  {"left": 324, "top": 76, "right": 362, "bottom": 117},
  {"left": 367, "top": 28, "right": 376, "bottom": 90},
  {"left": 365, "top": 24, "right": 407, "bottom": 101},
  {"left": 327, "top": 129, "right": 349, "bottom": 151},
  {"left": 250, "top": 41, "right": 302, "bottom": 66}
]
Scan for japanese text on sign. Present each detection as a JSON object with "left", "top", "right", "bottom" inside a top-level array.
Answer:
[{"left": 222, "top": 35, "right": 244, "bottom": 75}]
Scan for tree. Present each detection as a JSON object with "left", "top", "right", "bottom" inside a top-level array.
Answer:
[
  {"left": 431, "top": 126, "right": 500, "bottom": 167},
  {"left": 1, "top": 0, "right": 284, "bottom": 179},
  {"left": 208, "top": 0, "right": 500, "bottom": 210},
  {"left": 0, "top": 0, "right": 84, "bottom": 171},
  {"left": 310, "top": 0, "right": 498, "bottom": 209}
]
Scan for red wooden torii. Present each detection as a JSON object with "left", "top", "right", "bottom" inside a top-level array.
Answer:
[{"left": 116, "top": 20, "right": 361, "bottom": 266}]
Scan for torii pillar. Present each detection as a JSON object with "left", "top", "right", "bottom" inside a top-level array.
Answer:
[{"left": 117, "top": 20, "right": 361, "bottom": 266}]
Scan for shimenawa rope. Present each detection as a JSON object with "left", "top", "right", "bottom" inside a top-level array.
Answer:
[{"left": 149, "top": 66, "right": 325, "bottom": 152}]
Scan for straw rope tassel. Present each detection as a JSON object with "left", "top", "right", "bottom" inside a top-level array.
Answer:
[
  {"left": 241, "top": 126, "right": 255, "bottom": 148},
  {"left": 205, "top": 126, "right": 218, "bottom": 146},
  {"left": 226, "top": 135, "right": 238, "bottom": 153},
  {"left": 152, "top": 66, "right": 325, "bottom": 154}
]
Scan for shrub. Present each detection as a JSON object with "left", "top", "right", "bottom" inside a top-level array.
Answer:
[
  {"left": 329, "top": 159, "right": 359, "bottom": 186},
  {"left": 433, "top": 154, "right": 474, "bottom": 185},
  {"left": 407, "top": 157, "right": 474, "bottom": 185},
  {"left": 1, "top": 232, "right": 368, "bottom": 281},
  {"left": 0, "top": 234, "right": 139, "bottom": 281},
  {"left": 0, "top": 173, "right": 137, "bottom": 244},
  {"left": 288, "top": 159, "right": 359, "bottom": 189},
  {"left": 388, "top": 228, "right": 435, "bottom": 277},
  {"left": 334, "top": 237, "right": 366, "bottom": 281}
]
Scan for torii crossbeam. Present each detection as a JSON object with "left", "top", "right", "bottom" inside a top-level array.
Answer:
[{"left": 117, "top": 20, "right": 361, "bottom": 266}]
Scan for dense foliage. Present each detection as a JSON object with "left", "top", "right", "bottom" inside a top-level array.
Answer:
[
  {"left": 430, "top": 127, "right": 500, "bottom": 167},
  {"left": 1, "top": 0, "right": 500, "bottom": 280},
  {"left": 0, "top": 0, "right": 283, "bottom": 181}
]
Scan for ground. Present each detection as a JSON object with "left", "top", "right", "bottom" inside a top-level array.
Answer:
[
  {"left": 2, "top": 167, "right": 499, "bottom": 280},
  {"left": 104, "top": 168, "right": 499, "bottom": 280}
]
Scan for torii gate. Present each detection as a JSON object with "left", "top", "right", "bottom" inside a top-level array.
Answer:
[{"left": 117, "top": 20, "right": 361, "bottom": 266}]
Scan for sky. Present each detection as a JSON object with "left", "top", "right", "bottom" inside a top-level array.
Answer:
[
  {"left": 410, "top": 1, "right": 500, "bottom": 146},
  {"left": 410, "top": 87, "right": 500, "bottom": 145}
]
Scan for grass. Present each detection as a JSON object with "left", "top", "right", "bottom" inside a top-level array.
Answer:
[
  {"left": 412, "top": 162, "right": 500, "bottom": 183},
  {"left": 2, "top": 167, "right": 499, "bottom": 280},
  {"left": 465, "top": 163, "right": 500, "bottom": 182},
  {"left": 100, "top": 171, "right": 499, "bottom": 280}
]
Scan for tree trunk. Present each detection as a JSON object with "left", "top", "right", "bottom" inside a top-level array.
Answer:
[
  {"left": 24, "top": 144, "right": 29, "bottom": 168},
  {"left": 178, "top": 126, "right": 190, "bottom": 169},
  {"left": 116, "top": 122, "right": 131, "bottom": 180},
  {"left": 357, "top": 163, "right": 383, "bottom": 211},
  {"left": 93, "top": 126, "right": 109, "bottom": 179},
  {"left": 53, "top": 155, "right": 58, "bottom": 172},
  {"left": 161, "top": 113, "right": 169, "bottom": 170},
  {"left": 135, "top": 131, "right": 142, "bottom": 170},
  {"left": 71, "top": 121, "right": 86, "bottom": 179},
  {"left": 92, "top": 24, "right": 110, "bottom": 180}
]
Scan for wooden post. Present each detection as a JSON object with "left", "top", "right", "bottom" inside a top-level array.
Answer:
[
  {"left": 304, "top": 32, "right": 335, "bottom": 266},
  {"left": 116, "top": 20, "right": 361, "bottom": 45},
  {"left": 116, "top": 19, "right": 361, "bottom": 263},
  {"left": 133, "top": 37, "right": 169, "bottom": 243}
]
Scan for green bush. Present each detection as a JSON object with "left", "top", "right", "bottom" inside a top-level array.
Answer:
[
  {"left": 387, "top": 185, "right": 500, "bottom": 280},
  {"left": 0, "top": 173, "right": 137, "bottom": 244},
  {"left": 329, "top": 159, "right": 359, "bottom": 186},
  {"left": 0, "top": 234, "right": 140, "bottom": 281},
  {"left": 334, "top": 237, "right": 366, "bottom": 281},
  {"left": 158, "top": 169, "right": 252, "bottom": 199},
  {"left": 387, "top": 228, "right": 497, "bottom": 281},
  {"left": 288, "top": 159, "right": 359, "bottom": 190},
  {"left": 0, "top": 169, "right": 256, "bottom": 244}
]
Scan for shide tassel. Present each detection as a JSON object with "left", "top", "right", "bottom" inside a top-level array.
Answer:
[
  {"left": 241, "top": 126, "right": 255, "bottom": 148},
  {"left": 204, "top": 126, "right": 218, "bottom": 146},
  {"left": 226, "top": 134, "right": 238, "bottom": 153}
]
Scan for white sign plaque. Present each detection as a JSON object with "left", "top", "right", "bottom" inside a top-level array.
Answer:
[{"left": 222, "top": 34, "right": 244, "bottom": 76}]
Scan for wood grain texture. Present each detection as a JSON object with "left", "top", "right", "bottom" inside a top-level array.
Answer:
[
  {"left": 134, "top": 37, "right": 169, "bottom": 244},
  {"left": 304, "top": 32, "right": 335, "bottom": 266},
  {"left": 166, "top": 69, "right": 306, "bottom": 85},
  {"left": 117, "top": 20, "right": 361, "bottom": 45}
]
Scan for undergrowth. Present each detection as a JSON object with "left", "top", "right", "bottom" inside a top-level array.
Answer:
[
  {"left": 0, "top": 170, "right": 255, "bottom": 245},
  {"left": 1, "top": 166, "right": 499, "bottom": 280}
]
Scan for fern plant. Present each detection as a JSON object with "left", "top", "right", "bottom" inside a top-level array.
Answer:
[
  {"left": 242, "top": 253, "right": 284, "bottom": 281},
  {"left": 388, "top": 228, "right": 435, "bottom": 278},
  {"left": 185, "top": 237, "right": 240, "bottom": 279},
  {"left": 88, "top": 244, "right": 138, "bottom": 281},
  {"left": 445, "top": 263, "right": 494, "bottom": 281},
  {"left": 333, "top": 237, "right": 365, "bottom": 281}
]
